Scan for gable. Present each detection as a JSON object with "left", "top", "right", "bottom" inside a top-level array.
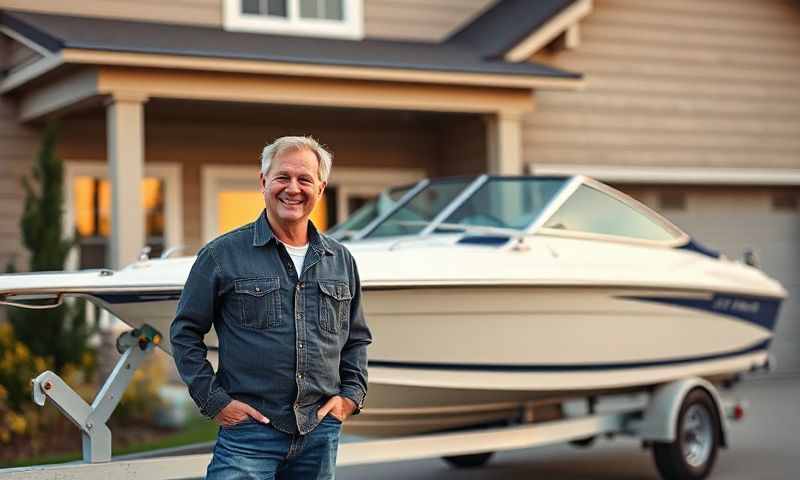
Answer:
[{"left": 0, "top": 27, "right": 44, "bottom": 76}]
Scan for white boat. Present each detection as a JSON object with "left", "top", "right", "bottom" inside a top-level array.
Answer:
[{"left": 0, "top": 175, "right": 785, "bottom": 438}]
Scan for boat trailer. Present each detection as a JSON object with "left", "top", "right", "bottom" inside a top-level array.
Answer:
[{"left": 0, "top": 324, "right": 746, "bottom": 480}]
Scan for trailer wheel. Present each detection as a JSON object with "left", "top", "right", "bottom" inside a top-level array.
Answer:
[
  {"left": 652, "top": 389, "right": 720, "bottom": 480},
  {"left": 569, "top": 436, "right": 597, "bottom": 448},
  {"left": 442, "top": 451, "right": 494, "bottom": 468}
]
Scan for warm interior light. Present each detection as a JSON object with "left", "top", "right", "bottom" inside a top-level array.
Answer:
[
  {"left": 73, "top": 176, "right": 164, "bottom": 237},
  {"left": 217, "top": 190, "right": 328, "bottom": 235}
]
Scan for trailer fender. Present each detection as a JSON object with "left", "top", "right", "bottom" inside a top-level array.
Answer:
[{"left": 634, "top": 378, "right": 728, "bottom": 447}]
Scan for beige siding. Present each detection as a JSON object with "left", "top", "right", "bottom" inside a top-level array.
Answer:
[
  {"left": 0, "top": 0, "right": 221, "bottom": 27},
  {"left": 364, "top": 0, "right": 495, "bottom": 41},
  {"left": 525, "top": 0, "right": 800, "bottom": 169},
  {"left": 0, "top": 98, "right": 38, "bottom": 270}
]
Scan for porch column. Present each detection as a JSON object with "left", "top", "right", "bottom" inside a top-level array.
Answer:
[
  {"left": 105, "top": 92, "right": 148, "bottom": 269},
  {"left": 484, "top": 111, "right": 524, "bottom": 175}
]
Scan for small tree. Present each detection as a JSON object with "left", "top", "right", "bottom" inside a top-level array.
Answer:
[{"left": 7, "top": 123, "right": 94, "bottom": 374}]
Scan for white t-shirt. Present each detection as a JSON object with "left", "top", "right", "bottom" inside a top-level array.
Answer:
[{"left": 282, "top": 242, "right": 309, "bottom": 274}]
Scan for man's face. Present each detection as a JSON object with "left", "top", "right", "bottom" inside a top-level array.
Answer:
[{"left": 260, "top": 147, "right": 326, "bottom": 227}]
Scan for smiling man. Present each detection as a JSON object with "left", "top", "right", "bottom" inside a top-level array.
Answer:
[{"left": 170, "top": 136, "right": 371, "bottom": 479}]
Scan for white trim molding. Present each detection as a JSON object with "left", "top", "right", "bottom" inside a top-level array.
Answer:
[
  {"left": 202, "top": 165, "right": 425, "bottom": 242},
  {"left": 0, "top": 25, "right": 62, "bottom": 93},
  {"left": 504, "top": 0, "right": 592, "bottom": 62},
  {"left": 63, "top": 161, "right": 184, "bottom": 269},
  {"left": 223, "top": 0, "right": 364, "bottom": 40},
  {"left": 529, "top": 164, "right": 800, "bottom": 186}
]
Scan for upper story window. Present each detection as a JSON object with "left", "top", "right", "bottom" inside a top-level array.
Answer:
[{"left": 224, "top": 0, "right": 363, "bottom": 39}]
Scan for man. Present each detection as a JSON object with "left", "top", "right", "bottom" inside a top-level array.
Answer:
[{"left": 170, "top": 136, "right": 371, "bottom": 479}]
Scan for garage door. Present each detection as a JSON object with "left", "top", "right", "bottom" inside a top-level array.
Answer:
[{"left": 628, "top": 186, "right": 800, "bottom": 375}]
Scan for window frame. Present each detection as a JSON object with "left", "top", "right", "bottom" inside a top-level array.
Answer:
[
  {"left": 223, "top": 0, "right": 364, "bottom": 40},
  {"left": 201, "top": 165, "right": 425, "bottom": 242},
  {"left": 63, "top": 161, "right": 184, "bottom": 269}
]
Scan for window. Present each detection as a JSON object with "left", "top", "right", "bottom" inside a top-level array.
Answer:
[
  {"left": 65, "top": 162, "right": 183, "bottom": 269},
  {"left": 72, "top": 177, "right": 165, "bottom": 267},
  {"left": 224, "top": 0, "right": 363, "bottom": 39},
  {"left": 543, "top": 185, "right": 678, "bottom": 242},
  {"left": 202, "top": 166, "right": 424, "bottom": 242}
]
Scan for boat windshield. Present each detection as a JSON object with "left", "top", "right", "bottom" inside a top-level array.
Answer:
[
  {"left": 363, "top": 177, "right": 568, "bottom": 239},
  {"left": 327, "top": 184, "right": 415, "bottom": 240},
  {"left": 434, "top": 177, "right": 567, "bottom": 232},
  {"left": 365, "top": 178, "right": 472, "bottom": 238}
]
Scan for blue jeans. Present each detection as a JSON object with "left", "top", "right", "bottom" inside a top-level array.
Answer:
[{"left": 206, "top": 415, "right": 342, "bottom": 479}]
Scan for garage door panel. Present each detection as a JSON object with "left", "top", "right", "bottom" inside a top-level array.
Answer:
[{"left": 652, "top": 189, "right": 799, "bottom": 374}]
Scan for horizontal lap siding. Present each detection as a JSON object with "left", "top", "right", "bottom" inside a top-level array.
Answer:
[
  {"left": 0, "top": 98, "right": 38, "bottom": 270},
  {"left": 525, "top": 0, "right": 800, "bottom": 169},
  {"left": 364, "top": 0, "right": 494, "bottom": 41},
  {"left": 0, "top": 0, "right": 221, "bottom": 27}
]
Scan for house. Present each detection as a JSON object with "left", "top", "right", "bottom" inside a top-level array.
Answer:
[{"left": 1, "top": 0, "right": 798, "bottom": 373}]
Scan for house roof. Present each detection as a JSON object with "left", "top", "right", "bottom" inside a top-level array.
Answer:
[
  {"left": 447, "top": 0, "right": 576, "bottom": 59},
  {"left": 0, "top": 4, "right": 582, "bottom": 81}
]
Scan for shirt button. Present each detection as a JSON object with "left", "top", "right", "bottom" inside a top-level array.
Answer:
[
  {"left": 298, "top": 343, "right": 304, "bottom": 349},
  {"left": 255, "top": 287, "right": 260, "bottom": 292},
  {"left": 297, "top": 373, "right": 303, "bottom": 379}
]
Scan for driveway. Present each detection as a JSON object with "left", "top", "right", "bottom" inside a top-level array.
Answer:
[{"left": 339, "top": 375, "right": 800, "bottom": 480}]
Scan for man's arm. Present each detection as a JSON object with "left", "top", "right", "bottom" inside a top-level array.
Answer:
[
  {"left": 338, "top": 254, "right": 372, "bottom": 414},
  {"left": 170, "top": 245, "right": 233, "bottom": 419}
]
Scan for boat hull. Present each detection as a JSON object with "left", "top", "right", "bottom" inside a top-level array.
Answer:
[
  {"left": 344, "top": 350, "right": 766, "bottom": 437},
  {"left": 0, "top": 269, "right": 780, "bottom": 439}
]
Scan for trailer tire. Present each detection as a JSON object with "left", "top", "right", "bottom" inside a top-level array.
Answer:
[
  {"left": 652, "top": 388, "right": 720, "bottom": 480},
  {"left": 569, "top": 436, "right": 597, "bottom": 448},
  {"left": 442, "top": 451, "right": 494, "bottom": 468}
]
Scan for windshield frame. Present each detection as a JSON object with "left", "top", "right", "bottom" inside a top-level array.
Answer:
[{"left": 359, "top": 175, "right": 578, "bottom": 240}]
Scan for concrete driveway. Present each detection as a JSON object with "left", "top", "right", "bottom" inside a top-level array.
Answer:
[{"left": 338, "top": 375, "right": 800, "bottom": 480}]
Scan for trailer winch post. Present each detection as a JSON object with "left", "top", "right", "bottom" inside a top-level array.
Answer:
[{"left": 30, "top": 325, "right": 161, "bottom": 463}]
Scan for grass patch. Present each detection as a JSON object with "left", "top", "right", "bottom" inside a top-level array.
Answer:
[{"left": 1, "top": 417, "right": 218, "bottom": 469}]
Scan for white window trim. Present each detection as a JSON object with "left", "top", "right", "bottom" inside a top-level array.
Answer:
[
  {"left": 202, "top": 165, "right": 425, "bottom": 242},
  {"left": 223, "top": 0, "right": 364, "bottom": 40},
  {"left": 63, "top": 161, "right": 184, "bottom": 269}
]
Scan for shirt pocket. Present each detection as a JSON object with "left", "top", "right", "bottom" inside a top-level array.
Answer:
[
  {"left": 234, "top": 276, "right": 281, "bottom": 329},
  {"left": 318, "top": 280, "right": 352, "bottom": 335}
]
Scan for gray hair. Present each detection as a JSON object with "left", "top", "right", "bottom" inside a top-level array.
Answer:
[{"left": 260, "top": 136, "right": 333, "bottom": 182}]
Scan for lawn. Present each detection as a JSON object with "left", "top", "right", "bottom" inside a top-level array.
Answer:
[{"left": 0, "top": 417, "right": 218, "bottom": 469}]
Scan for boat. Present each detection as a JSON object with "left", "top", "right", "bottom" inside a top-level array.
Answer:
[{"left": 0, "top": 175, "right": 786, "bottom": 438}]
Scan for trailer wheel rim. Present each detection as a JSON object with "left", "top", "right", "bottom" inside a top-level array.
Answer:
[{"left": 681, "top": 404, "right": 713, "bottom": 468}]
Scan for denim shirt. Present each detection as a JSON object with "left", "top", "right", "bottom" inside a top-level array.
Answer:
[{"left": 170, "top": 211, "right": 371, "bottom": 435}]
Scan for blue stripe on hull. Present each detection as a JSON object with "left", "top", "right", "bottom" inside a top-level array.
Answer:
[
  {"left": 94, "top": 291, "right": 182, "bottom": 303},
  {"left": 619, "top": 293, "right": 782, "bottom": 332},
  {"left": 369, "top": 341, "right": 769, "bottom": 372}
]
